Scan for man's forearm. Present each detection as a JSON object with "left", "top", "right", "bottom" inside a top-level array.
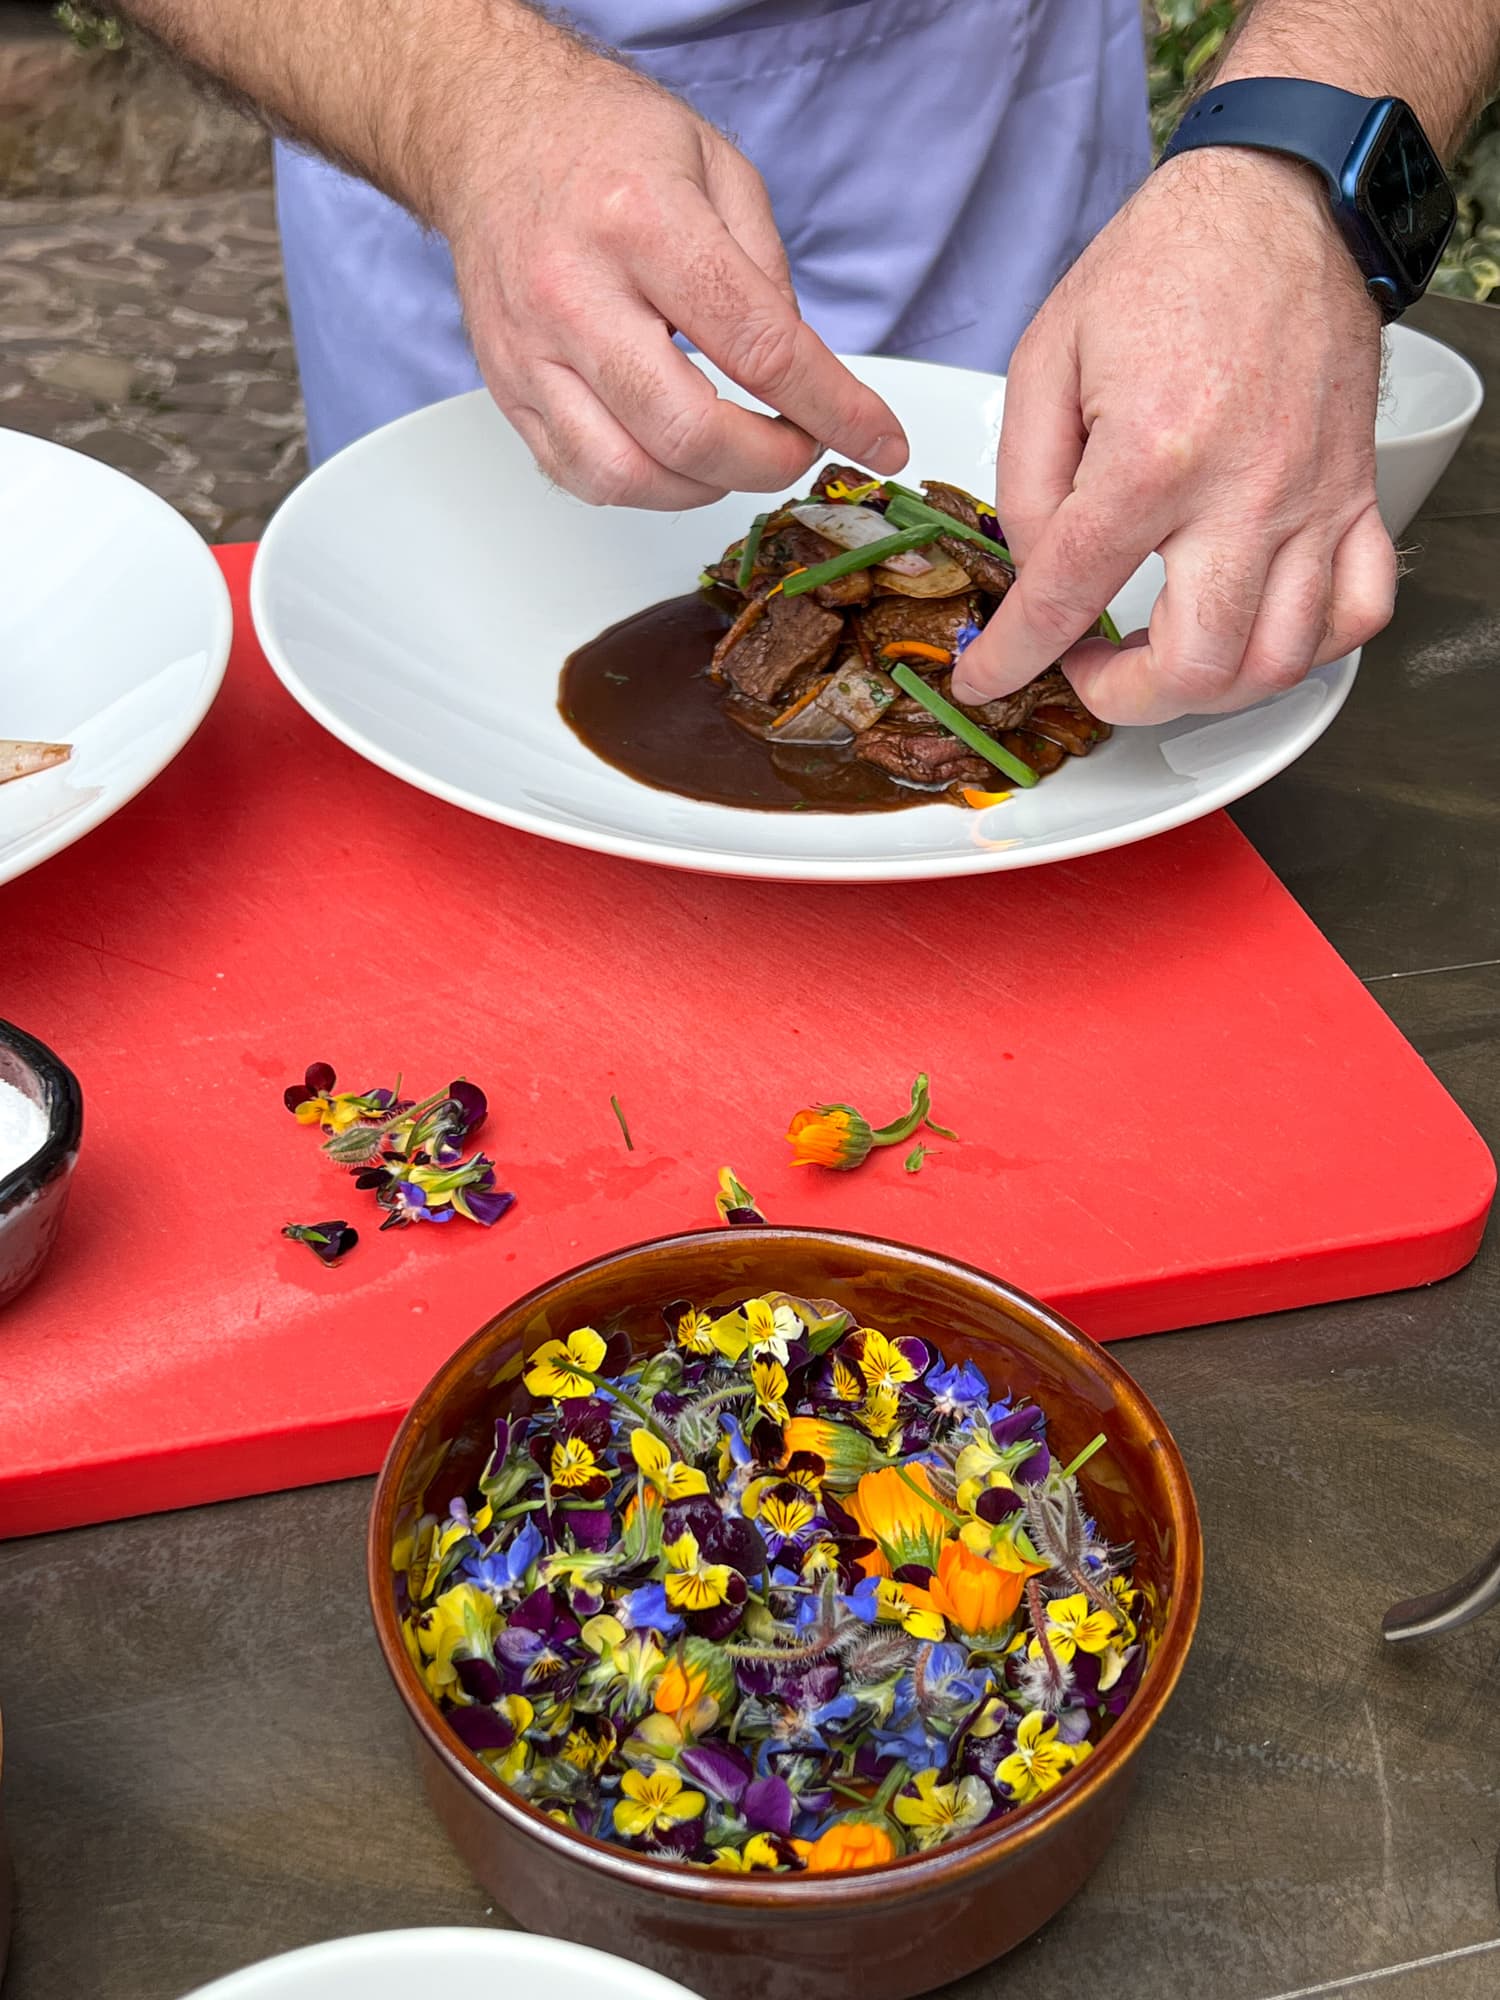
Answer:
[
  {"left": 115, "top": 0, "right": 591, "bottom": 229},
  {"left": 1215, "top": 0, "right": 1500, "bottom": 154}
]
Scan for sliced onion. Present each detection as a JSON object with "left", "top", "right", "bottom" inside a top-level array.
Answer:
[{"left": 789, "top": 501, "right": 933, "bottom": 576}]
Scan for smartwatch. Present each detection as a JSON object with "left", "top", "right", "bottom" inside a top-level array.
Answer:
[{"left": 1158, "top": 78, "right": 1456, "bottom": 319}]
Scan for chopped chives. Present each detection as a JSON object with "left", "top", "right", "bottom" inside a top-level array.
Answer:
[
  {"left": 889, "top": 663, "right": 1039, "bottom": 789},
  {"left": 882, "top": 483, "right": 1012, "bottom": 563},
  {"left": 735, "top": 512, "right": 771, "bottom": 591},
  {"left": 1098, "top": 607, "right": 1122, "bottom": 646},
  {"left": 778, "top": 524, "right": 942, "bottom": 598}
]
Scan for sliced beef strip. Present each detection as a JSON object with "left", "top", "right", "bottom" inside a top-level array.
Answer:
[
  {"left": 856, "top": 593, "right": 979, "bottom": 662},
  {"left": 853, "top": 723, "right": 991, "bottom": 789},
  {"left": 712, "top": 586, "right": 844, "bottom": 704},
  {"left": 920, "top": 482, "right": 1015, "bottom": 597}
]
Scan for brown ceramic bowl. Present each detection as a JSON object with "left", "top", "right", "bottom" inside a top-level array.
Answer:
[{"left": 368, "top": 1229, "right": 1202, "bottom": 2000}]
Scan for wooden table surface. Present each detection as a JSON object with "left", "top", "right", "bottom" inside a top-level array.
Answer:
[{"left": 2, "top": 295, "right": 1497, "bottom": 2000}]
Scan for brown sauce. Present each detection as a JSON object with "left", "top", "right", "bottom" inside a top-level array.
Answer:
[{"left": 559, "top": 592, "right": 942, "bottom": 814}]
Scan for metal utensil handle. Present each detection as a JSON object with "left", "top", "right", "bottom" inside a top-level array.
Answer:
[{"left": 1382, "top": 1537, "right": 1500, "bottom": 1642}]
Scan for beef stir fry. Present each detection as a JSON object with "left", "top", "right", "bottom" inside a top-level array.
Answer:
[{"left": 701, "top": 465, "right": 1112, "bottom": 802}]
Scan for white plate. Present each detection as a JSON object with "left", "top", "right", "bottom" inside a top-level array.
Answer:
[
  {"left": 252, "top": 354, "right": 1359, "bottom": 884},
  {"left": 179, "top": 1929, "right": 706, "bottom": 2000},
  {"left": 0, "top": 429, "right": 232, "bottom": 890}
]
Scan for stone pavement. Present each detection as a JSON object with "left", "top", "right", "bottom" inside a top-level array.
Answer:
[{"left": 0, "top": 185, "right": 306, "bottom": 542}]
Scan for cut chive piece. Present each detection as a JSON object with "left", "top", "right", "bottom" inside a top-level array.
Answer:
[
  {"left": 735, "top": 512, "right": 771, "bottom": 591},
  {"left": 881, "top": 483, "right": 1012, "bottom": 563},
  {"left": 1098, "top": 607, "right": 1122, "bottom": 646},
  {"left": 889, "top": 663, "right": 1039, "bottom": 789},
  {"left": 778, "top": 524, "right": 942, "bottom": 598}
]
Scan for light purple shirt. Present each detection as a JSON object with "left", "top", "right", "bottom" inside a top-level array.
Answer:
[{"left": 274, "top": 0, "right": 1150, "bottom": 465}]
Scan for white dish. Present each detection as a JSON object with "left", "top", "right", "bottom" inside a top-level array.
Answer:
[
  {"left": 253, "top": 354, "right": 1365, "bottom": 884},
  {"left": 1376, "top": 321, "right": 1484, "bottom": 537},
  {"left": 0, "top": 429, "right": 232, "bottom": 890},
  {"left": 178, "top": 1928, "right": 709, "bottom": 2000}
]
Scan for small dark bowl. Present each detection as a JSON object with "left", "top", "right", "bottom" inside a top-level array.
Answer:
[
  {"left": 368, "top": 1229, "right": 1202, "bottom": 2000},
  {"left": 0, "top": 1019, "right": 83, "bottom": 1313}
]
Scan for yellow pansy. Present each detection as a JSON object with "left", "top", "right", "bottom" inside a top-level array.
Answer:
[
  {"left": 860, "top": 1385, "right": 902, "bottom": 1440},
  {"left": 752, "top": 1357, "right": 790, "bottom": 1426},
  {"left": 829, "top": 1356, "right": 861, "bottom": 1403},
  {"left": 524, "top": 1327, "right": 606, "bottom": 1400},
  {"left": 549, "top": 1436, "right": 601, "bottom": 1489},
  {"left": 414, "top": 1582, "right": 500, "bottom": 1701},
  {"left": 709, "top": 1833, "right": 789, "bottom": 1872},
  {"left": 613, "top": 1766, "right": 706, "bottom": 1839},
  {"left": 856, "top": 1328, "right": 922, "bottom": 1397},
  {"left": 996, "top": 1710, "right": 1081, "bottom": 1803},
  {"left": 663, "top": 1531, "right": 735, "bottom": 1612},
  {"left": 674, "top": 1305, "right": 717, "bottom": 1354},
  {"left": 874, "top": 1576, "right": 947, "bottom": 1643},
  {"left": 630, "top": 1426, "right": 710, "bottom": 1500},
  {"left": 1041, "top": 1593, "right": 1118, "bottom": 1663},
  {"left": 893, "top": 1769, "right": 992, "bottom": 1850}
]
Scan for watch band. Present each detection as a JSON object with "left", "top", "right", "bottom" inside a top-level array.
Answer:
[{"left": 1158, "top": 76, "right": 1380, "bottom": 192}]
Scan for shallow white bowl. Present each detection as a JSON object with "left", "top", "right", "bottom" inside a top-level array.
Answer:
[
  {"left": 253, "top": 353, "right": 1367, "bottom": 883},
  {"left": 0, "top": 429, "right": 232, "bottom": 890},
  {"left": 1377, "top": 322, "right": 1484, "bottom": 537},
  {"left": 178, "top": 1929, "right": 709, "bottom": 2000}
]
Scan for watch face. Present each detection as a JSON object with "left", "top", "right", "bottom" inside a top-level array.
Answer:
[{"left": 1359, "top": 104, "right": 1456, "bottom": 291}]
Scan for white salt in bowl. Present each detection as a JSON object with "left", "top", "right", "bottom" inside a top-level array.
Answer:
[{"left": 0, "top": 1019, "right": 82, "bottom": 1313}]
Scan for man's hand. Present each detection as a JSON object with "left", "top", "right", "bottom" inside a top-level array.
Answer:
[
  {"left": 952, "top": 148, "right": 1395, "bottom": 723},
  {"left": 440, "top": 48, "right": 907, "bottom": 510},
  {"left": 117, "top": 0, "right": 906, "bottom": 511}
]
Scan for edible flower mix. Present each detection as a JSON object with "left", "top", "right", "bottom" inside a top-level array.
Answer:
[{"left": 394, "top": 1282, "right": 1153, "bottom": 1876}]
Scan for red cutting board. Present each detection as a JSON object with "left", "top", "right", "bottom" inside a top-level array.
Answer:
[{"left": 0, "top": 546, "right": 1491, "bottom": 1539}]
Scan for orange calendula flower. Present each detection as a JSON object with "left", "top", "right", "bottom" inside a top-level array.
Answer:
[
  {"left": 786, "top": 1105, "right": 874, "bottom": 1171},
  {"left": 785, "top": 1075, "right": 937, "bottom": 1174},
  {"left": 926, "top": 1537, "right": 1028, "bottom": 1641},
  {"left": 780, "top": 1416, "right": 884, "bottom": 1492},
  {"left": 795, "top": 1818, "right": 899, "bottom": 1873},
  {"left": 653, "top": 1656, "right": 712, "bottom": 1728},
  {"left": 849, "top": 1462, "right": 951, "bottom": 1575}
]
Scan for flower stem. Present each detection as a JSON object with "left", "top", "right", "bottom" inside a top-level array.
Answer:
[
  {"left": 1062, "top": 1432, "right": 1107, "bottom": 1480},
  {"left": 871, "top": 1759, "right": 911, "bottom": 1813},
  {"left": 573, "top": 1368, "right": 675, "bottom": 1447},
  {"left": 871, "top": 1074, "right": 933, "bottom": 1148},
  {"left": 892, "top": 1460, "right": 965, "bottom": 1530}
]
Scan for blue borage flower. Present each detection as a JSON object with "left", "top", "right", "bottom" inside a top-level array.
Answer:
[{"left": 396, "top": 1246, "right": 1145, "bottom": 1875}]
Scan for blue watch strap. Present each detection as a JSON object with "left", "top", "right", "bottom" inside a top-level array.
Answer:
[{"left": 1158, "top": 76, "right": 1377, "bottom": 189}]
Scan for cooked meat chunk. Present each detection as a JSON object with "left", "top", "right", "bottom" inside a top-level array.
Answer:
[
  {"left": 857, "top": 593, "right": 979, "bottom": 662},
  {"left": 853, "top": 724, "right": 991, "bottom": 789},
  {"left": 920, "top": 480, "right": 1000, "bottom": 540},
  {"left": 712, "top": 588, "right": 843, "bottom": 704},
  {"left": 936, "top": 532, "right": 1014, "bottom": 597},
  {"left": 1003, "top": 732, "right": 1065, "bottom": 777},
  {"left": 711, "top": 518, "right": 873, "bottom": 607},
  {"left": 921, "top": 482, "right": 1015, "bottom": 596},
  {"left": 762, "top": 521, "right": 872, "bottom": 607},
  {"left": 811, "top": 462, "right": 884, "bottom": 503},
  {"left": 1029, "top": 704, "right": 1109, "bottom": 756}
]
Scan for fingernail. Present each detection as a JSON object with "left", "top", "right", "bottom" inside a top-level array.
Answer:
[
  {"left": 950, "top": 674, "right": 983, "bottom": 705},
  {"left": 865, "top": 433, "right": 907, "bottom": 475}
]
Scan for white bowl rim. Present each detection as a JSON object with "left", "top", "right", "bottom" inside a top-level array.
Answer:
[
  {"left": 1384, "top": 321, "right": 1486, "bottom": 443},
  {"left": 178, "top": 1927, "right": 711, "bottom": 1999},
  {"left": 0, "top": 428, "right": 234, "bottom": 888}
]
